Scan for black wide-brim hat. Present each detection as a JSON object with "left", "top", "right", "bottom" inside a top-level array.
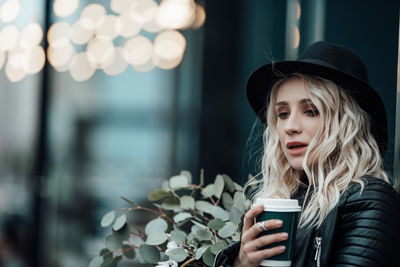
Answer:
[{"left": 246, "top": 41, "right": 387, "bottom": 155}]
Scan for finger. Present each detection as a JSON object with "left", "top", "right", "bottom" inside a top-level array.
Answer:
[
  {"left": 242, "top": 205, "right": 264, "bottom": 232},
  {"left": 247, "top": 245, "right": 286, "bottom": 263},
  {"left": 243, "top": 232, "right": 288, "bottom": 253},
  {"left": 242, "top": 219, "right": 283, "bottom": 242}
]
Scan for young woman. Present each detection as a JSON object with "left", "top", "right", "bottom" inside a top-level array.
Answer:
[{"left": 214, "top": 41, "right": 400, "bottom": 266}]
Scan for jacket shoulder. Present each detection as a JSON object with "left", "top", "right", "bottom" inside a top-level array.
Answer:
[{"left": 339, "top": 176, "right": 399, "bottom": 206}]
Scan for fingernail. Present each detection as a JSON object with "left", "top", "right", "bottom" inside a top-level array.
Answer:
[
  {"left": 274, "top": 220, "right": 283, "bottom": 226},
  {"left": 281, "top": 233, "right": 288, "bottom": 239},
  {"left": 279, "top": 246, "right": 286, "bottom": 251},
  {"left": 258, "top": 204, "right": 264, "bottom": 209}
]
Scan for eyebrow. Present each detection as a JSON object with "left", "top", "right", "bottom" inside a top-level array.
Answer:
[{"left": 275, "top": 98, "right": 313, "bottom": 106}]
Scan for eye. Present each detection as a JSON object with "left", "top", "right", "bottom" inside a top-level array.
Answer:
[
  {"left": 305, "top": 108, "right": 319, "bottom": 116},
  {"left": 277, "top": 112, "right": 289, "bottom": 119}
]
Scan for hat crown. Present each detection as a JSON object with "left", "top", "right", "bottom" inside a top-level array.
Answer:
[{"left": 298, "top": 41, "right": 370, "bottom": 84}]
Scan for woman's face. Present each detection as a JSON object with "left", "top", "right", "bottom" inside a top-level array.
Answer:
[{"left": 275, "top": 78, "right": 321, "bottom": 170}]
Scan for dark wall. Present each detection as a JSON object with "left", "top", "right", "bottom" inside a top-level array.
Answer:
[{"left": 323, "top": 0, "right": 399, "bottom": 174}]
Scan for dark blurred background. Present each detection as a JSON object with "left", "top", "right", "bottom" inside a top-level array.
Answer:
[{"left": 0, "top": 0, "right": 398, "bottom": 266}]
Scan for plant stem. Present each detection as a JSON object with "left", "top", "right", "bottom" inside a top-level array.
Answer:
[{"left": 181, "top": 257, "right": 196, "bottom": 267}]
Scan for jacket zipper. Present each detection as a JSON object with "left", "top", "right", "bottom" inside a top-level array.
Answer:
[{"left": 314, "top": 236, "right": 322, "bottom": 267}]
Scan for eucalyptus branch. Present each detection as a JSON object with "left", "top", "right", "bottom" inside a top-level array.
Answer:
[
  {"left": 181, "top": 257, "right": 196, "bottom": 267},
  {"left": 95, "top": 171, "right": 245, "bottom": 267},
  {"left": 189, "top": 184, "right": 217, "bottom": 205}
]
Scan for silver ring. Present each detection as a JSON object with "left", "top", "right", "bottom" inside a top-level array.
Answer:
[{"left": 257, "top": 221, "right": 268, "bottom": 232}]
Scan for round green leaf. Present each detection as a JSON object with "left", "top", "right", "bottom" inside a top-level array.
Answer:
[
  {"left": 145, "top": 218, "right": 168, "bottom": 235},
  {"left": 191, "top": 224, "right": 203, "bottom": 236},
  {"left": 233, "top": 192, "right": 246, "bottom": 212},
  {"left": 180, "top": 170, "right": 192, "bottom": 184},
  {"left": 171, "top": 229, "right": 186, "bottom": 244},
  {"left": 210, "top": 240, "right": 228, "bottom": 254},
  {"left": 161, "top": 198, "right": 181, "bottom": 211},
  {"left": 139, "top": 244, "right": 160, "bottom": 264},
  {"left": 208, "top": 218, "right": 225, "bottom": 230},
  {"left": 222, "top": 175, "right": 235, "bottom": 193},
  {"left": 180, "top": 196, "right": 195, "bottom": 210},
  {"left": 232, "top": 231, "right": 241, "bottom": 242},
  {"left": 122, "top": 245, "right": 136, "bottom": 259},
  {"left": 195, "top": 228, "right": 213, "bottom": 241},
  {"left": 148, "top": 189, "right": 173, "bottom": 201},
  {"left": 202, "top": 248, "right": 215, "bottom": 267},
  {"left": 146, "top": 232, "right": 168, "bottom": 245},
  {"left": 201, "top": 184, "right": 216, "bottom": 198},
  {"left": 195, "top": 245, "right": 210, "bottom": 260},
  {"left": 166, "top": 247, "right": 188, "bottom": 262},
  {"left": 99, "top": 248, "right": 111, "bottom": 258},
  {"left": 210, "top": 206, "right": 229, "bottom": 221},
  {"left": 105, "top": 234, "right": 122, "bottom": 250},
  {"left": 218, "top": 222, "right": 237, "bottom": 238},
  {"left": 112, "top": 214, "right": 126, "bottom": 231},
  {"left": 173, "top": 212, "right": 192, "bottom": 223},
  {"left": 89, "top": 256, "right": 103, "bottom": 267},
  {"left": 191, "top": 220, "right": 207, "bottom": 229},
  {"left": 222, "top": 193, "right": 233, "bottom": 210},
  {"left": 195, "top": 201, "right": 214, "bottom": 213},
  {"left": 112, "top": 224, "right": 130, "bottom": 242},
  {"left": 101, "top": 211, "right": 115, "bottom": 227},
  {"left": 234, "top": 182, "right": 244, "bottom": 191},
  {"left": 169, "top": 175, "right": 189, "bottom": 188},
  {"left": 229, "top": 207, "right": 243, "bottom": 225},
  {"left": 214, "top": 175, "right": 225, "bottom": 198}
]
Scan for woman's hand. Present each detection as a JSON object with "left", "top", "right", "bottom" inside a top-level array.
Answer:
[{"left": 233, "top": 204, "right": 288, "bottom": 267}]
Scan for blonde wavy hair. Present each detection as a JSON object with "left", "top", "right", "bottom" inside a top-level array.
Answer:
[{"left": 248, "top": 73, "right": 389, "bottom": 228}]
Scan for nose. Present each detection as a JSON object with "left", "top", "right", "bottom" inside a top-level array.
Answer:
[{"left": 284, "top": 114, "right": 302, "bottom": 135}]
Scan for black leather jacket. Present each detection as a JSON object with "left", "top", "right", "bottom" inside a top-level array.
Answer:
[{"left": 213, "top": 177, "right": 400, "bottom": 266}]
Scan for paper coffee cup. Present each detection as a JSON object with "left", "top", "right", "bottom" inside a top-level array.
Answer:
[{"left": 254, "top": 198, "right": 301, "bottom": 267}]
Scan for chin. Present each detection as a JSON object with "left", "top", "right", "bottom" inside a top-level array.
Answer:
[{"left": 288, "top": 159, "right": 304, "bottom": 170}]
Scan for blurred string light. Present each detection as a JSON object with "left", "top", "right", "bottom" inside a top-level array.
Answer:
[
  {"left": 0, "top": 0, "right": 205, "bottom": 82},
  {"left": 0, "top": 0, "right": 46, "bottom": 82},
  {"left": 47, "top": 0, "right": 206, "bottom": 81}
]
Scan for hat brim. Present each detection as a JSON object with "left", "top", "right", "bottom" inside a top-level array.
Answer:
[{"left": 246, "top": 60, "right": 388, "bottom": 154}]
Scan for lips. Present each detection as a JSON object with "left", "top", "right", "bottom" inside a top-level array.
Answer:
[
  {"left": 286, "top": 142, "right": 307, "bottom": 149},
  {"left": 286, "top": 142, "right": 308, "bottom": 155}
]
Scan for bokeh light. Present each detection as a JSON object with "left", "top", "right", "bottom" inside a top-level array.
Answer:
[
  {"left": 79, "top": 4, "right": 107, "bottom": 31},
  {"left": 0, "top": 25, "right": 19, "bottom": 52},
  {"left": 191, "top": 4, "right": 206, "bottom": 29},
  {"left": 25, "top": 45, "right": 46, "bottom": 74},
  {"left": 130, "top": 0, "right": 158, "bottom": 25},
  {"left": 47, "top": 41, "right": 75, "bottom": 69},
  {"left": 110, "top": 0, "right": 136, "bottom": 14},
  {"left": 69, "top": 52, "right": 96, "bottom": 81},
  {"left": 96, "top": 15, "right": 118, "bottom": 41},
  {"left": 47, "top": 22, "right": 72, "bottom": 47},
  {"left": 0, "top": 0, "right": 21, "bottom": 23},
  {"left": 0, "top": 0, "right": 205, "bottom": 81},
  {"left": 20, "top": 23, "right": 43, "bottom": 49},
  {"left": 8, "top": 47, "right": 25, "bottom": 68},
  {"left": 123, "top": 35, "right": 153, "bottom": 66},
  {"left": 5, "top": 60, "right": 25, "bottom": 82},
  {"left": 71, "top": 20, "right": 93, "bottom": 45},
  {"left": 115, "top": 12, "right": 142, "bottom": 37},
  {"left": 103, "top": 47, "right": 128, "bottom": 75},
  {"left": 156, "top": 0, "right": 196, "bottom": 29},
  {"left": 53, "top": 0, "right": 79, "bottom": 18},
  {"left": 86, "top": 38, "right": 115, "bottom": 68},
  {"left": 153, "top": 30, "right": 186, "bottom": 69}
]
